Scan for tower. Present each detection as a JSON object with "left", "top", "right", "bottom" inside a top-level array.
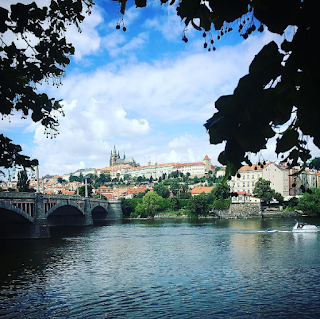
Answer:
[
  {"left": 203, "top": 155, "right": 212, "bottom": 172},
  {"left": 110, "top": 145, "right": 120, "bottom": 167}
]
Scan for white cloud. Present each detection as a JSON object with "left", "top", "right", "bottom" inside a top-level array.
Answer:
[
  {"left": 65, "top": 6, "right": 103, "bottom": 60},
  {"left": 4, "top": 1, "right": 308, "bottom": 176},
  {"left": 31, "top": 99, "right": 150, "bottom": 175},
  {"left": 143, "top": 1, "right": 184, "bottom": 42},
  {"left": 30, "top": 29, "right": 287, "bottom": 175},
  {"left": 103, "top": 31, "right": 149, "bottom": 57}
]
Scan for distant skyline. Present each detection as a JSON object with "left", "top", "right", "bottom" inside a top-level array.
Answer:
[{"left": 2, "top": 0, "right": 320, "bottom": 178}]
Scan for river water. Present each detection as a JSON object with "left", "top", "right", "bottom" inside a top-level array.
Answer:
[{"left": 1, "top": 217, "right": 320, "bottom": 318}]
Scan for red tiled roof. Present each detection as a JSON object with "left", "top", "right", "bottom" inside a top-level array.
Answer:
[{"left": 190, "top": 186, "right": 214, "bottom": 194}]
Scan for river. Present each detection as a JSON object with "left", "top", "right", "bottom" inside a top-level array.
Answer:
[{"left": 1, "top": 217, "right": 320, "bottom": 318}]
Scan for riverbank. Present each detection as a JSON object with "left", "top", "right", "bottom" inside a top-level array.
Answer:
[{"left": 126, "top": 209, "right": 303, "bottom": 220}]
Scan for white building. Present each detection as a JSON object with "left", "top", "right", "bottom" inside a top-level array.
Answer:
[
  {"left": 231, "top": 162, "right": 290, "bottom": 198},
  {"left": 231, "top": 164, "right": 263, "bottom": 195},
  {"left": 262, "top": 162, "right": 289, "bottom": 197},
  {"left": 300, "top": 170, "right": 317, "bottom": 189},
  {"left": 174, "top": 162, "right": 205, "bottom": 176},
  {"left": 63, "top": 168, "right": 97, "bottom": 181},
  {"left": 128, "top": 163, "right": 176, "bottom": 179}
]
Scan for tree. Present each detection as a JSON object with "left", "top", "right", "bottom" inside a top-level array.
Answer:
[
  {"left": 121, "top": 198, "right": 134, "bottom": 217},
  {"left": 211, "top": 182, "right": 230, "bottom": 201},
  {"left": 98, "top": 173, "right": 107, "bottom": 184},
  {"left": 213, "top": 198, "right": 231, "bottom": 210},
  {"left": 170, "top": 196, "right": 180, "bottom": 211},
  {"left": 274, "top": 192, "right": 284, "bottom": 205},
  {"left": 253, "top": 178, "right": 276, "bottom": 205},
  {"left": 141, "top": 191, "right": 163, "bottom": 217},
  {"left": 57, "top": 177, "right": 66, "bottom": 184},
  {"left": 153, "top": 183, "right": 170, "bottom": 199},
  {"left": 0, "top": 0, "right": 93, "bottom": 171},
  {"left": 85, "top": 173, "right": 96, "bottom": 184},
  {"left": 298, "top": 188, "right": 320, "bottom": 216},
  {"left": 76, "top": 185, "right": 93, "bottom": 197},
  {"left": 17, "top": 169, "right": 30, "bottom": 192},
  {"left": 287, "top": 196, "right": 299, "bottom": 209},
  {"left": 134, "top": 189, "right": 150, "bottom": 198},
  {"left": 188, "top": 193, "right": 209, "bottom": 216},
  {"left": 117, "top": 0, "right": 319, "bottom": 178},
  {"left": 69, "top": 175, "right": 79, "bottom": 183},
  {"left": 170, "top": 179, "right": 181, "bottom": 197},
  {"left": 309, "top": 158, "right": 320, "bottom": 171}
]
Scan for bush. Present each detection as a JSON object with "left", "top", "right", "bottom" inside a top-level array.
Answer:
[
  {"left": 130, "top": 211, "right": 139, "bottom": 218},
  {"left": 135, "top": 203, "right": 146, "bottom": 217},
  {"left": 213, "top": 199, "right": 231, "bottom": 210}
]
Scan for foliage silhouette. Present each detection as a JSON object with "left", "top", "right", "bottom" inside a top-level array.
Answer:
[
  {"left": 0, "top": 0, "right": 93, "bottom": 170},
  {"left": 116, "top": 0, "right": 319, "bottom": 178}
]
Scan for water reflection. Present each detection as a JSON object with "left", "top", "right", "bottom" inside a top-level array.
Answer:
[{"left": 1, "top": 217, "right": 320, "bottom": 318}]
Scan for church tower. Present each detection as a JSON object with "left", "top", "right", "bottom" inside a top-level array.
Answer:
[
  {"left": 110, "top": 145, "right": 120, "bottom": 167},
  {"left": 203, "top": 155, "right": 212, "bottom": 172}
]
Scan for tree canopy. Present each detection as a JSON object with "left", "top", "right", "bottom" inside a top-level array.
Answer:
[
  {"left": 253, "top": 178, "right": 282, "bottom": 205},
  {"left": 17, "top": 169, "right": 30, "bottom": 192},
  {"left": 298, "top": 188, "right": 320, "bottom": 217},
  {"left": 0, "top": 0, "right": 93, "bottom": 171},
  {"left": 116, "top": 0, "right": 319, "bottom": 177},
  {"left": 153, "top": 183, "right": 171, "bottom": 198},
  {"left": 308, "top": 158, "right": 320, "bottom": 171}
]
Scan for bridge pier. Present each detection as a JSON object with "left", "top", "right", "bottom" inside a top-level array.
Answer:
[
  {"left": 33, "top": 194, "right": 51, "bottom": 239},
  {"left": 108, "top": 200, "right": 123, "bottom": 219},
  {"left": 84, "top": 199, "right": 93, "bottom": 225}
]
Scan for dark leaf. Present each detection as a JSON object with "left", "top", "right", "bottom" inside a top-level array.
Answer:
[{"left": 275, "top": 129, "right": 299, "bottom": 154}]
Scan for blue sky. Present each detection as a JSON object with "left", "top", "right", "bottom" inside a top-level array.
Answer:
[{"left": 2, "top": 0, "right": 320, "bottom": 178}]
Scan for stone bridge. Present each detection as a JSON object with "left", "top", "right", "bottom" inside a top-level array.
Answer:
[{"left": 0, "top": 192, "right": 122, "bottom": 239}]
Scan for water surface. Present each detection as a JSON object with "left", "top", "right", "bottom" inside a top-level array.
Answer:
[{"left": 1, "top": 217, "right": 320, "bottom": 318}]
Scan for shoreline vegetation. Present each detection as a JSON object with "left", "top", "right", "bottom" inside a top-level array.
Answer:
[
  {"left": 121, "top": 180, "right": 320, "bottom": 219},
  {"left": 124, "top": 209, "right": 303, "bottom": 220}
]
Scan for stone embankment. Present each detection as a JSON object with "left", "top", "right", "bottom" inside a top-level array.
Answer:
[
  {"left": 153, "top": 205, "right": 303, "bottom": 220},
  {"left": 213, "top": 204, "right": 302, "bottom": 219},
  {"left": 154, "top": 213, "right": 188, "bottom": 219}
]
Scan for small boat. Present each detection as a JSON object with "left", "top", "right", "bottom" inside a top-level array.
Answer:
[
  {"left": 292, "top": 221, "right": 320, "bottom": 232},
  {"left": 266, "top": 229, "right": 278, "bottom": 233}
]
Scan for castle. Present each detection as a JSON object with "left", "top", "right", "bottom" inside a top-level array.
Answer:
[{"left": 109, "top": 146, "right": 139, "bottom": 167}]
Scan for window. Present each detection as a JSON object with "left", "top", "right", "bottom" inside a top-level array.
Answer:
[
  {"left": 252, "top": 174, "right": 254, "bottom": 179},
  {"left": 243, "top": 182, "right": 245, "bottom": 187},
  {"left": 252, "top": 181, "right": 255, "bottom": 186}
]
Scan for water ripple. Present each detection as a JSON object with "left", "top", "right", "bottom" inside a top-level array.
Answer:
[{"left": 1, "top": 219, "right": 320, "bottom": 318}]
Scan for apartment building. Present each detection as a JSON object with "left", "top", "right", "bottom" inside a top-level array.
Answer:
[
  {"left": 231, "top": 164, "right": 264, "bottom": 195},
  {"left": 262, "top": 162, "right": 290, "bottom": 197},
  {"left": 231, "top": 162, "right": 290, "bottom": 198}
]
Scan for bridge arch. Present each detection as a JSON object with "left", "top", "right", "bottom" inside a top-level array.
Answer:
[
  {"left": 45, "top": 201, "right": 86, "bottom": 226},
  {"left": 0, "top": 202, "right": 34, "bottom": 223},
  {"left": 45, "top": 201, "right": 85, "bottom": 218},
  {"left": 90, "top": 203, "right": 109, "bottom": 222},
  {"left": 0, "top": 202, "right": 36, "bottom": 239}
]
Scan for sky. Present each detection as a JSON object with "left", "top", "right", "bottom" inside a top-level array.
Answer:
[{"left": 2, "top": 0, "right": 320, "bottom": 178}]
